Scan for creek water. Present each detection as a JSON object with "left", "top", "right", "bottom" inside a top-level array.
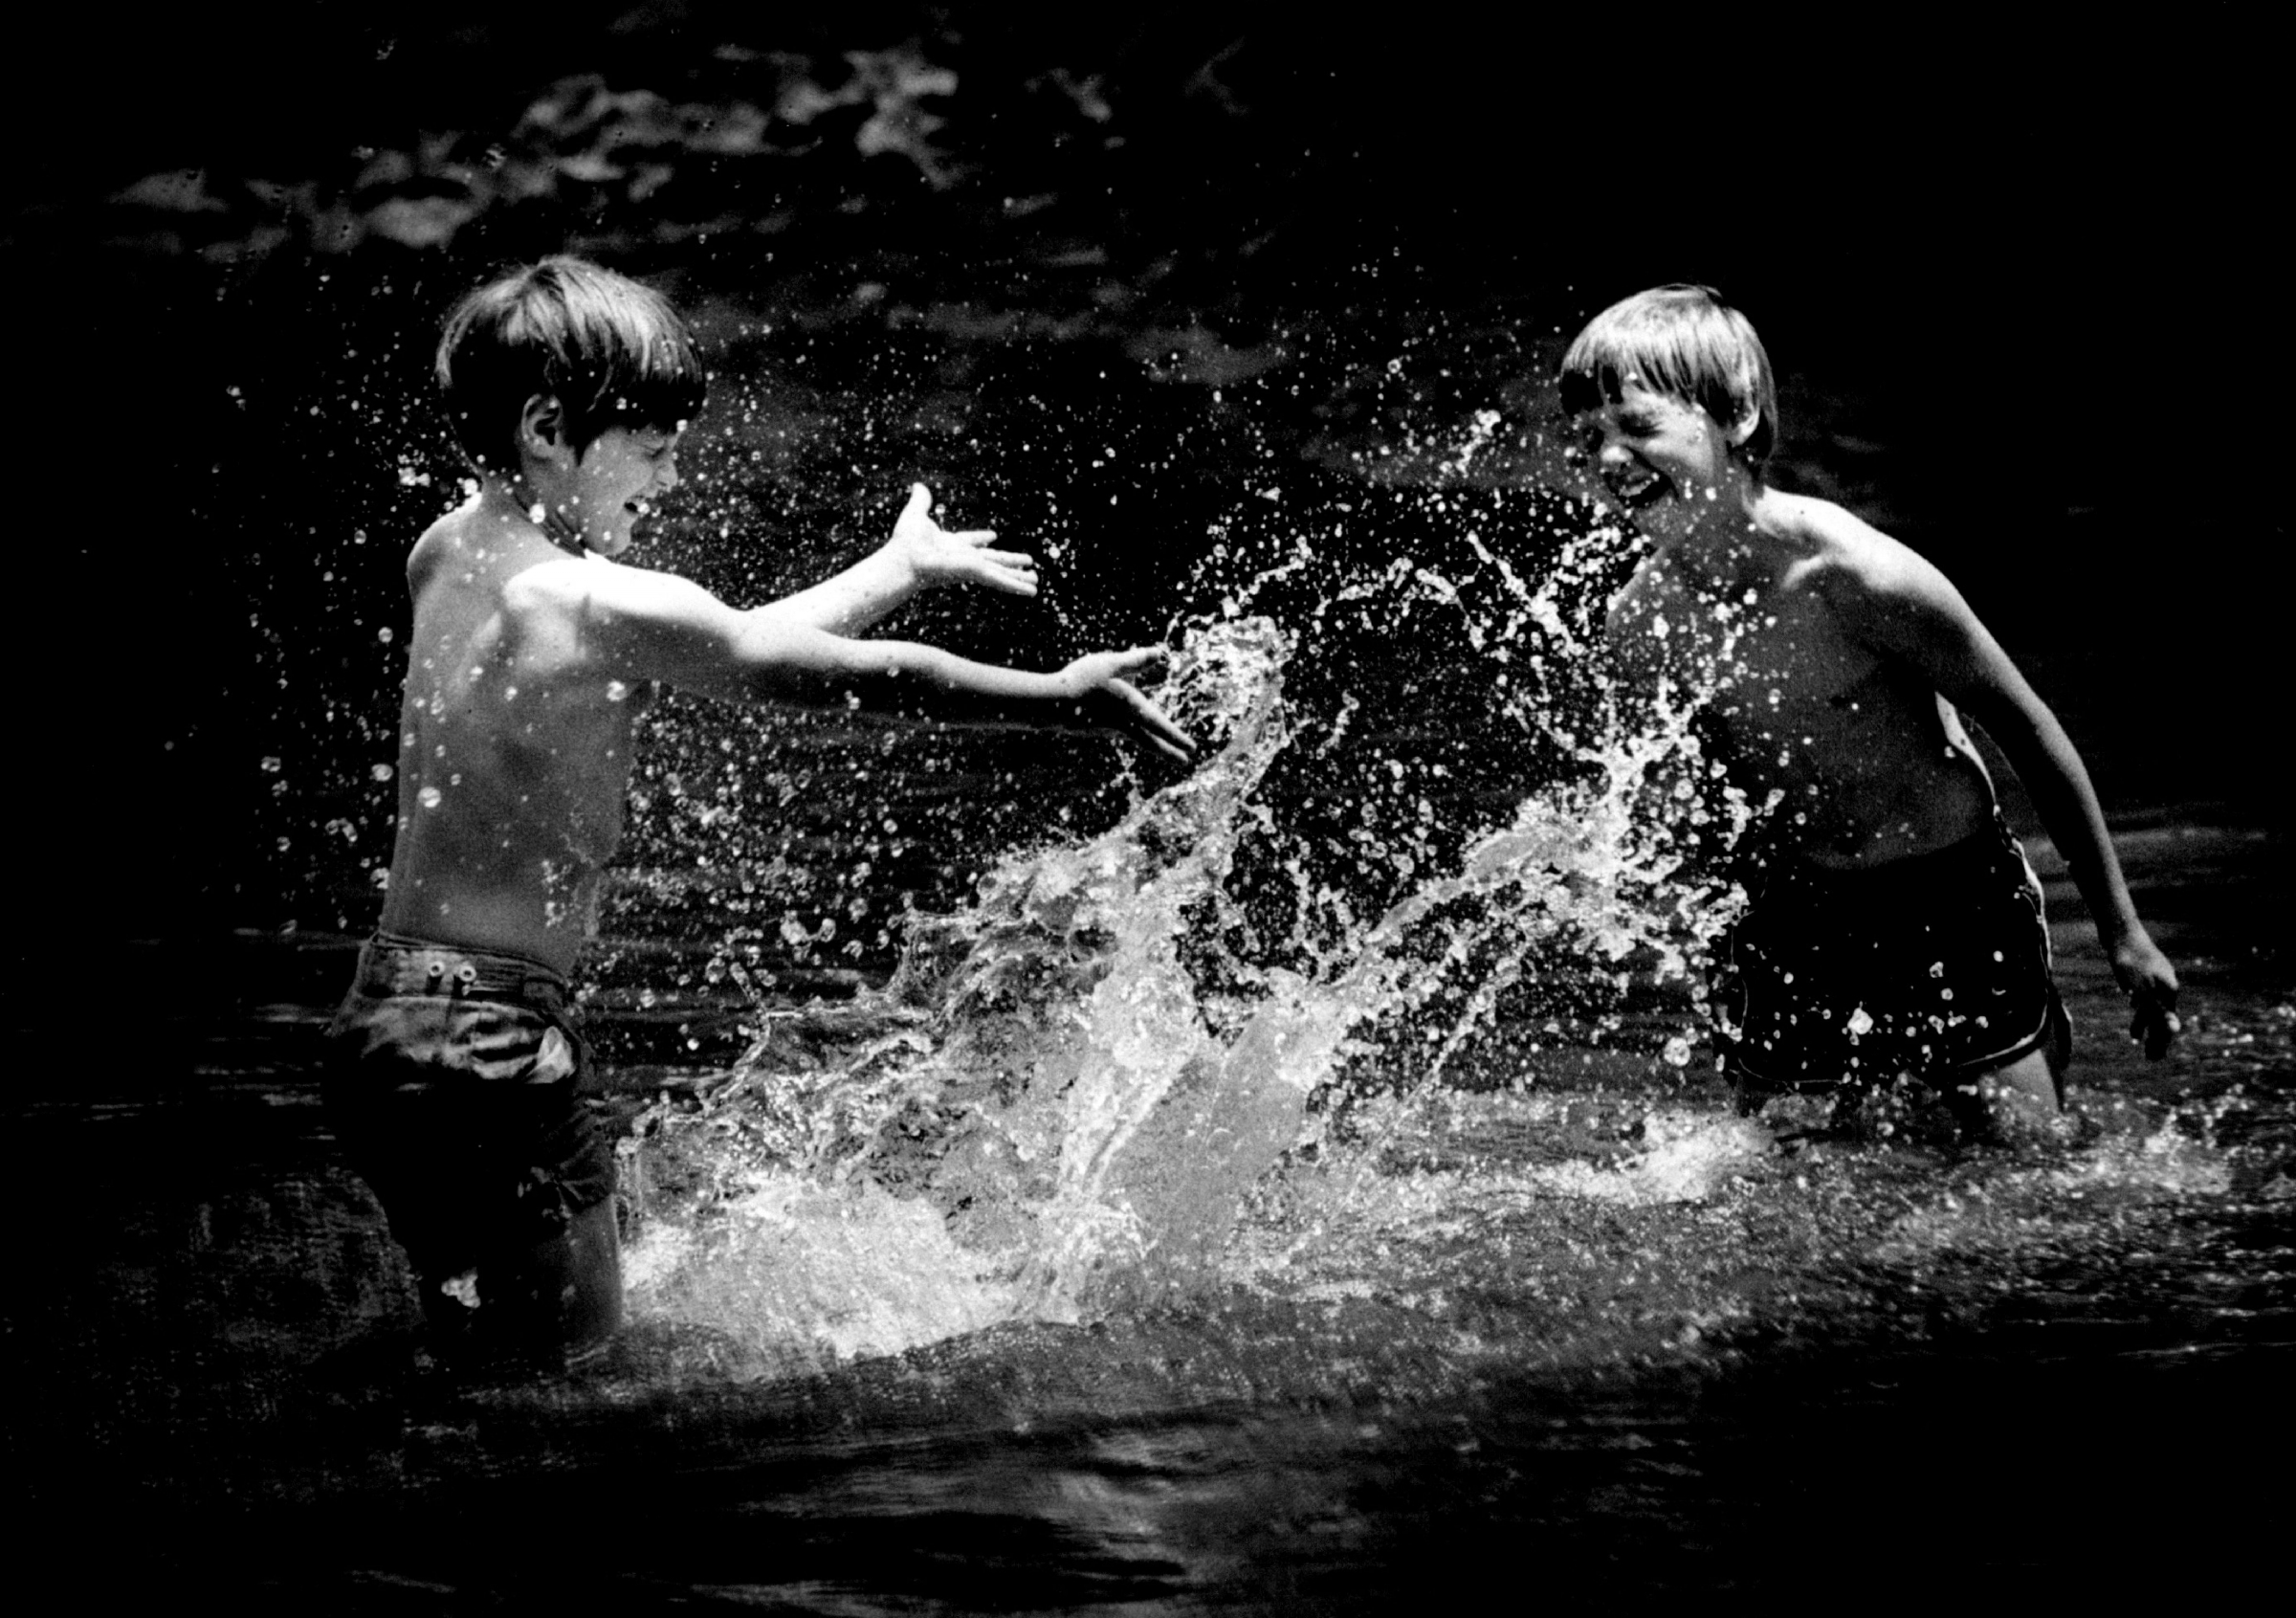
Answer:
[{"left": 15, "top": 310, "right": 2291, "bottom": 1608}]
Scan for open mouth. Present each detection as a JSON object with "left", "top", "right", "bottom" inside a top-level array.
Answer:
[{"left": 1606, "top": 472, "right": 1668, "bottom": 510}]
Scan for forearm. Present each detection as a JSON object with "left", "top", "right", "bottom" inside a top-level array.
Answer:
[
  {"left": 734, "top": 623, "right": 1085, "bottom": 726},
  {"left": 1858, "top": 552, "right": 2175, "bottom": 1041},
  {"left": 1995, "top": 701, "right": 2178, "bottom": 1049},
  {"left": 1998, "top": 710, "right": 2146, "bottom": 942},
  {"left": 752, "top": 545, "right": 918, "bottom": 637},
  {"left": 591, "top": 560, "right": 1184, "bottom": 754}
]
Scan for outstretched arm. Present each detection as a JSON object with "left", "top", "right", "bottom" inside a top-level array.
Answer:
[
  {"left": 566, "top": 560, "right": 1194, "bottom": 762},
  {"left": 757, "top": 483, "right": 1040, "bottom": 636},
  {"left": 1841, "top": 543, "right": 2179, "bottom": 1056}
]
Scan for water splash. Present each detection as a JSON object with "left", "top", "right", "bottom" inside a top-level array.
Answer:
[{"left": 626, "top": 528, "right": 1752, "bottom": 1356}]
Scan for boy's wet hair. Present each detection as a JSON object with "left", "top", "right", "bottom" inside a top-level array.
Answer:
[
  {"left": 1558, "top": 284, "right": 1778, "bottom": 471},
  {"left": 436, "top": 255, "right": 707, "bottom": 471}
]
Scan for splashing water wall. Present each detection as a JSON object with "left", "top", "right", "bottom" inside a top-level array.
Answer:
[{"left": 612, "top": 449, "right": 1786, "bottom": 1363}]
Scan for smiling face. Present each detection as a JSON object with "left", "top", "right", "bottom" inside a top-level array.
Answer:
[
  {"left": 1569, "top": 376, "right": 1753, "bottom": 537},
  {"left": 540, "top": 424, "right": 683, "bottom": 557},
  {"left": 574, "top": 425, "right": 682, "bottom": 557}
]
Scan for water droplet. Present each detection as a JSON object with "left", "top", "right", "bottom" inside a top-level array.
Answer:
[{"left": 418, "top": 785, "right": 443, "bottom": 809}]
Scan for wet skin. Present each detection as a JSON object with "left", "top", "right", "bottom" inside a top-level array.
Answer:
[
  {"left": 1585, "top": 380, "right": 1992, "bottom": 865},
  {"left": 378, "top": 393, "right": 1192, "bottom": 977},
  {"left": 378, "top": 483, "right": 650, "bottom": 969},
  {"left": 1573, "top": 376, "right": 2177, "bottom": 1086}
]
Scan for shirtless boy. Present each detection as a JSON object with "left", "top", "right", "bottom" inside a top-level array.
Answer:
[
  {"left": 1557, "top": 285, "right": 2177, "bottom": 1139},
  {"left": 325, "top": 256, "right": 1194, "bottom": 1364}
]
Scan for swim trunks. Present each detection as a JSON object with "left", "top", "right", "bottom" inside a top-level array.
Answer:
[
  {"left": 1715, "top": 818, "right": 2071, "bottom": 1099},
  {"left": 322, "top": 931, "right": 619, "bottom": 1350}
]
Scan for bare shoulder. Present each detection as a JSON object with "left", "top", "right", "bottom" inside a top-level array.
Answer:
[
  {"left": 500, "top": 558, "right": 761, "bottom": 696},
  {"left": 405, "top": 505, "right": 472, "bottom": 591},
  {"left": 1767, "top": 492, "right": 1959, "bottom": 611},
  {"left": 502, "top": 554, "right": 722, "bottom": 626},
  {"left": 1764, "top": 493, "right": 2001, "bottom": 681}
]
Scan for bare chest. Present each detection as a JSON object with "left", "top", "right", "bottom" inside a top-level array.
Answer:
[
  {"left": 1611, "top": 565, "right": 1865, "bottom": 701},
  {"left": 1604, "top": 566, "right": 1927, "bottom": 783}
]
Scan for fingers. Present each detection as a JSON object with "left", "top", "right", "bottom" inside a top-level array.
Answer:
[
  {"left": 2128, "top": 994, "right": 2181, "bottom": 1060},
  {"left": 971, "top": 563, "right": 1040, "bottom": 597},
  {"left": 900, "top": 482, "right": 933, "bottom": 524},
  {"left": 1068, "top": 647, "right": 1196, "bottom": 761},
  {"left": 1108, "top": 645, "right": 1171, "bottom": 678},
  {"left": 1106, "top": 677, "right": 1198, "bottom": 762},
  {"left": 1145, "top": 713, "right": 1198, "bottom": 761},
  {"left": 1134, "top": 713, "right": 1199, "bottom": 763}
]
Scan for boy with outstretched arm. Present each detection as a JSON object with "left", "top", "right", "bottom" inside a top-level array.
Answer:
[
  {"left": 325, "top": 256, "right": 1194, "bottom": 1367},
  {"left": 1556, "top": 285, "right": 2176, "bottom": 1140}
]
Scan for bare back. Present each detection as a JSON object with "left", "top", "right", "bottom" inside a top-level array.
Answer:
[
  {"left": 1605, "top": 491, "right": 1997, "bottom": 869},
  {"left": 377, "top": 497, "right": 645, "bottom": 974}
]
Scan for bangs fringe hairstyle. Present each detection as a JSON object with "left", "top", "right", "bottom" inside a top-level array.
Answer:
[
  {"left": 1558, "top": 285, "right": 1778, "bottom": 471},
  {"left": 436, "top": 255, "right": 707, "bottom": 471}
]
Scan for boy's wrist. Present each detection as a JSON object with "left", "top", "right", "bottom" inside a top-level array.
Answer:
[
  {"left": 2099, "top": 913, "right": 2150, "bottom": 950},
  {"left": 881, "top": 541, "right": 929, "bottom": 595}
]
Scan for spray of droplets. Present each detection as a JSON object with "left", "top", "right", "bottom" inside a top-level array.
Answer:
[{"left": 622, "top": 429, "right": 1774, "bottom": 1351}]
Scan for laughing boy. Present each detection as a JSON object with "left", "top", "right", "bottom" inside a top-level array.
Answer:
[
  {"left": 1558, "top": 284, "right": 2175, "bottom": 1139},
  {"left": 325, "top": 256, "right": 1193, "bottom": 1365}
]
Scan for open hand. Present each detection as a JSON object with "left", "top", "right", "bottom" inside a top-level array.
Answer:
[
  {"left": 1062, "top": 648, "right": 1199, "bottom": 764},
  {"left": 2110, "top": 928, "right": 2180, "bottom": 1059},
  {"left": 893, "top": 483, "right": 1039, "bottom": 597}
]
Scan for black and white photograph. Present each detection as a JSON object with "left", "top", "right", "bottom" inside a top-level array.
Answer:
[{"left": 11, "top": 5, "right": 2286, "bottom": 1607}]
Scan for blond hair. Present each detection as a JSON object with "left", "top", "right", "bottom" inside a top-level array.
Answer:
[{"left": 1558, "top": 284, "right": 1777, "bottom": 470}]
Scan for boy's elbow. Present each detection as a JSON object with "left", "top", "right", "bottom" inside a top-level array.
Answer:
[
  {"left": 1984, "top": 689, "right": 2071, "bottom": 752},
  {"left": 1977, "top": 700, "right": 2081, "bottom": 777}
]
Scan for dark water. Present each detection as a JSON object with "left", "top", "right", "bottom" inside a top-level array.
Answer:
[
  {"left": 21, "top": 344, "right": 2291, "bottom": 1611},
  {"left": 12, "top": 800, "right": 2289, "bottom": 1609}
]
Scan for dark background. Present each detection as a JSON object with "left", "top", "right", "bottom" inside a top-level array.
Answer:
[
  {"left": 5, "top": 18, "right": 2289, "bottom": 1602},
  {"left": 11, "top": 5, "right": 2281, "bottom": 951}
]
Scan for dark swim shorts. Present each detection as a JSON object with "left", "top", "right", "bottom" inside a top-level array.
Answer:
[
  {"left": 322, "top": 932, "right": 617, "bottom": 1291},
  {"left": 1716, "top": 819, "right": 2071, "bottom": 1098}
]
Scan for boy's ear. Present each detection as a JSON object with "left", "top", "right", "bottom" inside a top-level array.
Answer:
[
  {"left": 1724, "top": 404, "right": 1761, "bottom": 449},
  {"left": 519, "top": 393, "right": 569, "bottom": 459}
]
